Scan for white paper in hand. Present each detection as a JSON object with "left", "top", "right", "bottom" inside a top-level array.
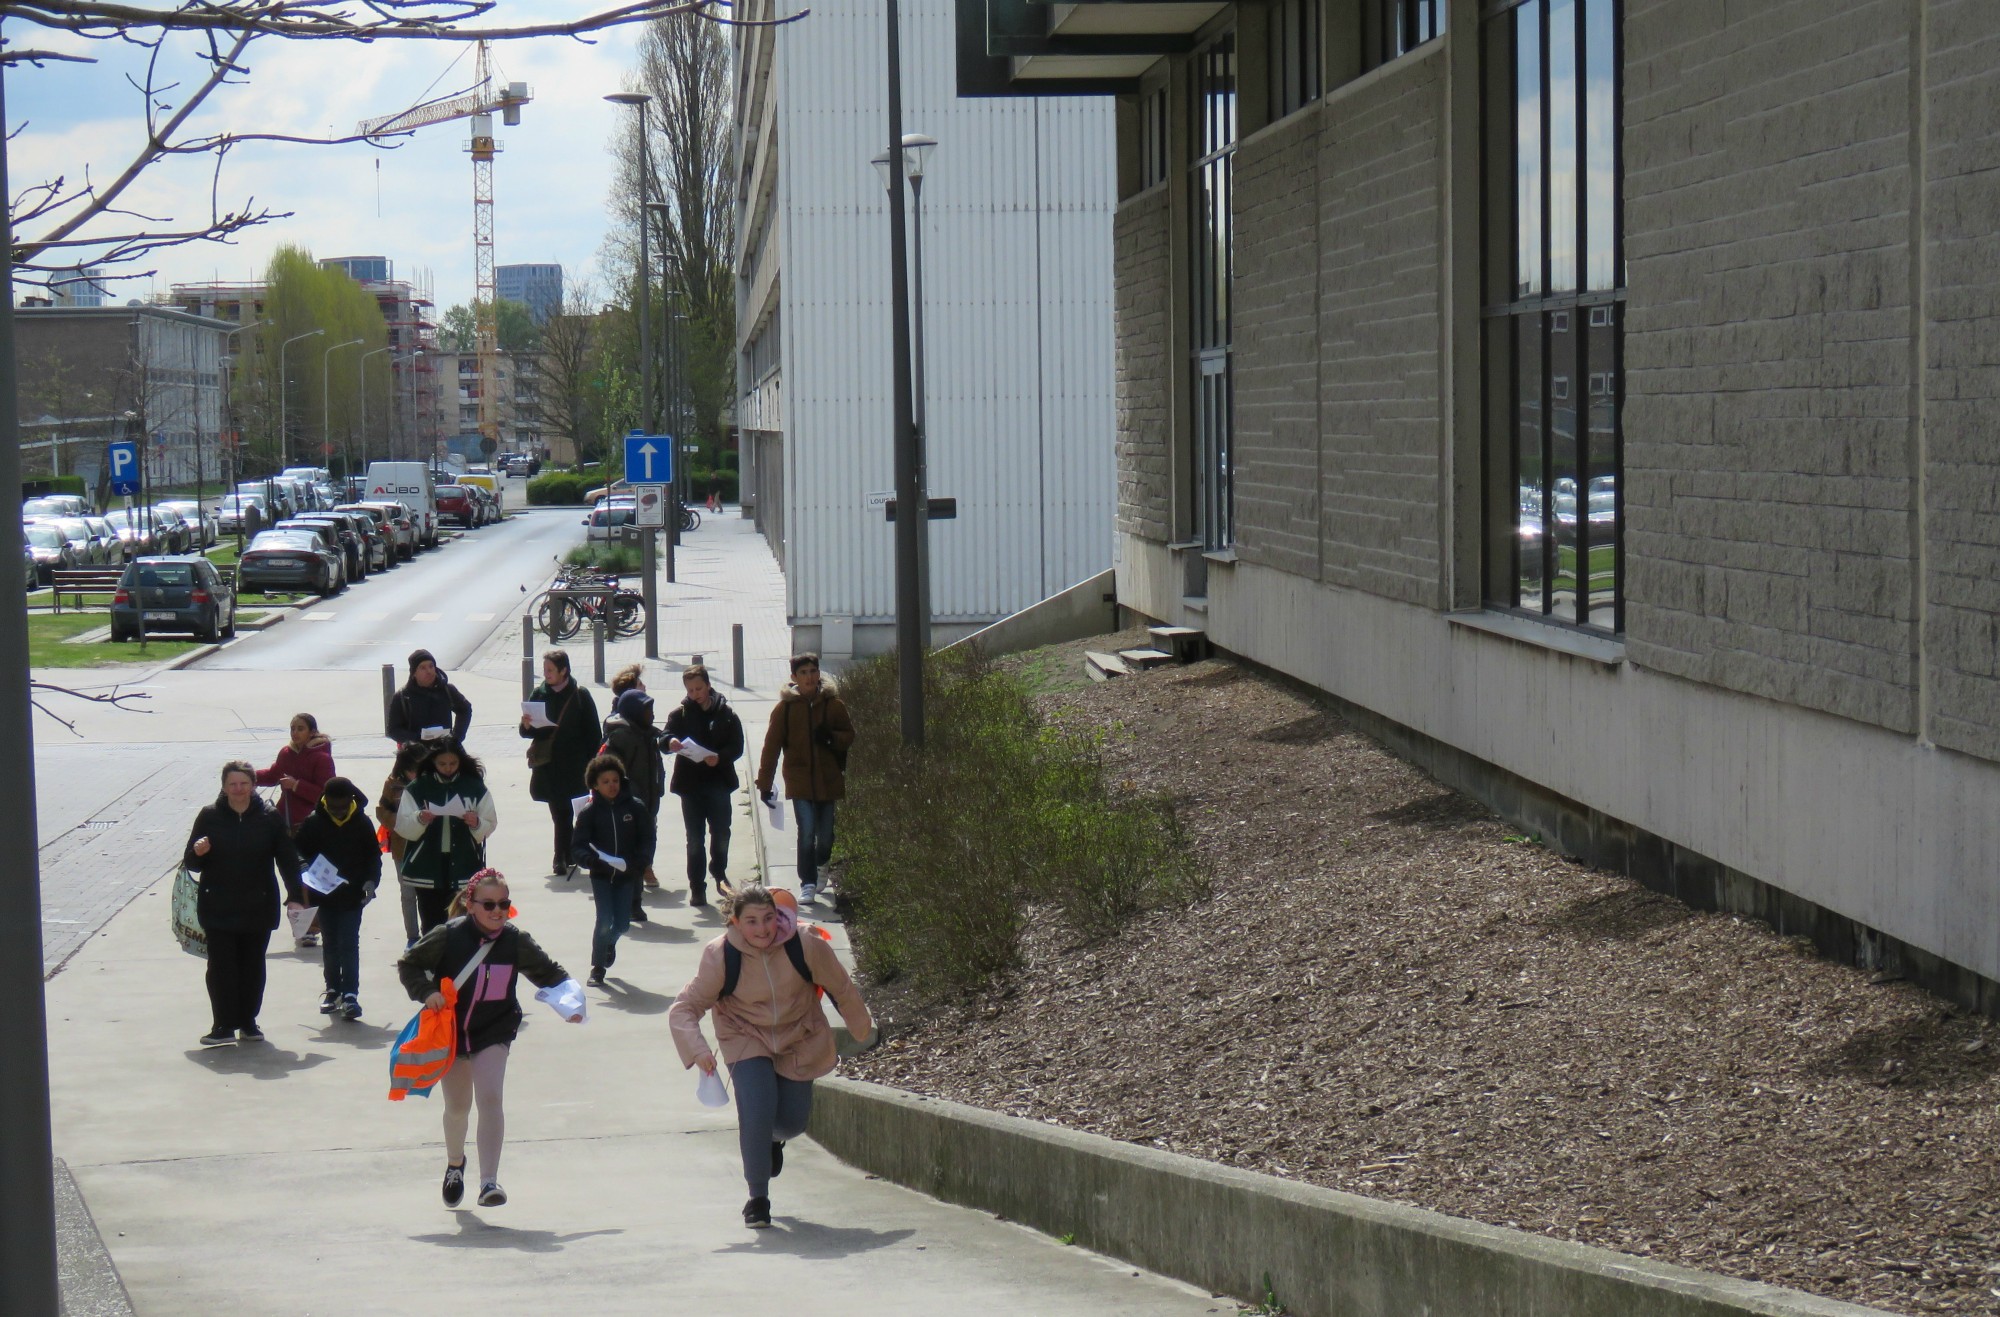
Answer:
[
  {"left": 591, "top": 845, "right": 628, "bottom": 874},
  {"left": 432, "top": 796, "right": 468, "bottom": 820},
  {"left": 520, "top": 700, "right": 555, "bottom": 729},
  {"left": 535, "top": 979, "right": 588, "bottom": 1023},
  {"left": 673, "top": 737, "right": 713, "bottom": 762},
  {"left": 695, "top": 1066, "right": 730, "bottom": 1109},
  {"left": 765, "top": 795, "right": 785, "bottom": 831},
  {"left": 286, "top": 905, "right": 318, "bottom": 940},
  {"left": 301, "top": 852, "right": 346, "bottom": 895},
  {"left": 421, "top": 725, "right": 449, "bottom": 741}
]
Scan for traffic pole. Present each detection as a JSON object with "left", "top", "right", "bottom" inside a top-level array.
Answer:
[
  {"left": 732, "top": 623, "right": 746, "bottom": 690},
  {"left": 642, "top": 526, "right": 659, "bottom": 660},
  {"left": 381, "top": 664, "right": 396, "bottom": 738}
]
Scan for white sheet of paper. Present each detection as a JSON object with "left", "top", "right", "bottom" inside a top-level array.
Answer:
[
  {"left": 286, "top": 905, "right": 318, "bottom": 939},
  {"left": 766, "top": 797, "right": 785, "bottom": 831},
  {"left": 695, "top": 1066, "right": 729, "bottom": 1109},
  {"left": 673, "top": 738, "right": 713, "bottom": 762},
  {"left": 420, "top": 725, "right": 449, "bottom": 741},
  {"left": 535, "top": 979, "right": 588, "bottom": 1023},
  {"left": 591, "top": 845, "right": 628, "bottom": 874},
  {"left": 571, "top": 793, "right": 591, "bottom": 821},
  {"left": 431, "top": 796, "right": 468, "bottom": 820},
  {"left": 520, "top": 700, "right": 554, "bottom": 729},
  {"left": 301, "top": 853, "right": 345, "bottom": 895}
]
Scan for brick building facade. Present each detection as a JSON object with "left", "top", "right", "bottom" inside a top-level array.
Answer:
[{"left": 957, "top": 0, "right": 2000, "bottom": 1011}]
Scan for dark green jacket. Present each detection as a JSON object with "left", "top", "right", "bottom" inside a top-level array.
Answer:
[{"left": 392, "top": 769, "right": 496, "bottom": 890}]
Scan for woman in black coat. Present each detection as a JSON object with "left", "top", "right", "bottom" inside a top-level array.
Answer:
[
  {"left": 519, "top": 649, "right": 601, "bottom": 878},
  {"left": 182, "top": 760, "right": 303, "bottom": 1047},
  {"left": 387, "top": 647, "right": 474, "bottom": 748},
  {"left": 292, "top": 776, "right": 384, "bottom": 1021}
]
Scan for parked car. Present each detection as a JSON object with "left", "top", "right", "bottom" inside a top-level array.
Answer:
[
  {"left": 237, "top": 481, "right": 295, "bottom": 521},
  {"left": 237, "top": 530, "right": 341, "bottom": 596},
  {"left": 109, "top": 556, "right": 235, "bottom": 643},
  {"left": 100, "top": 508, "right": 160, "bottom": 558},
  {"left": 84, "top": 515, "right": 128, "bottom": 562},
  {"left": 22, "top": 544, "right": 36, "bottom": 591},
  {"left": 286, "top": 513, "right": 370, "bottom": 580},
  {"left": 270, "top": 519, "right": 348, "bottom": 588},
  {"left": 349, "top": 501, "right": 416, "bottom": 560},
  {"left": 142, "top": 506, "right": 192, "bottom": 554},
  {"left": 22, "top": 494, "right": 91, "bottom": 519},
  {"left": 23, "top": 523, "right": 74, "bottom": 583},
  {"left": 583, "top": 501, "right": 636, "bottom": 543},
  {"left": 158, "top": 500, "right": 219, "bottom": 549},
  {"left": 434, "top": 483, "right": 475, "bottom": 528},
  {"left": 332, "top": 504, "right": 397, "bottom": 569},
  {"left": 215, "top": 493, "right": 268, "bottom": 536},
  {"left": 40, "top": 517, "right": 109, "bottom": 566}
]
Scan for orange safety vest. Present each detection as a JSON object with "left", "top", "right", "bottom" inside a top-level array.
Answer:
[{"left": 387, "top": 976, "right": 459, "bottom": 1101}]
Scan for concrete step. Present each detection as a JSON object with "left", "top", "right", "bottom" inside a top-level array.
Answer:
[
  {"left": 1148, "top": 624, "right": 1208, "bottom": 663},
  {"left": 1084, "top": 650, "right": 1130, "bottom": 681},
  {"left": 1118, "top": 647, "right": 1175, "bottom": 671}
]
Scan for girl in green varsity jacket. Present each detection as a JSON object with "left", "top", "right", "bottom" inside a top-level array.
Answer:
[{"left": 394, "top": 739, "right": 498, "bottom": 936}]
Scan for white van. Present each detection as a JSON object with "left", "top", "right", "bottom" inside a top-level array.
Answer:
[{"left": 361, "top": 462, "right": 438, "bottom": 549}]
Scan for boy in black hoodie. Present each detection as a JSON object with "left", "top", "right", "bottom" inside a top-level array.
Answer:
[
  {"left": 571, "top": 754, "right": 656, "bottom": 986},
  {"left": 294, "top": 776, "right": 384, "bottom": 1019}
]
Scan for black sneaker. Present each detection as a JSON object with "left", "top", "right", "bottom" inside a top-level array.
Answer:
[
  {"left": 478, "top": 1182, "right": 507, "bottom": 1207},
  {"left": 442, "top": 1161, "right": 465, "bottom": 1207},
  {"left": 198, "top": 1030, "right": 235, "bottom": 1048},
  {"left": 743, "top": 1196, "right": 772, "bottom": 1228},
  {"left": 318, "top": 990, "right": 338, "bottom": 1015},
  {"left": 237, "top": 1025, "right": 265, "bottom": 1042},
  {"left": 587, "top": 966, "right": 606, "bottom": 987},
  {"left": 771, "top": 1141, "right": 785, "bottom": 1179},
  {"left": 630, "top": 906, "right": 649, "bottom": 923}
]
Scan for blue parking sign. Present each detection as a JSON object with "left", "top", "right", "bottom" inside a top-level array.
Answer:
[
  {"left": 107, "top": 440, "right": 140, "bottom": 496},
  {"left": 623, "top": 430, "right": 672, "bottom": 486}
]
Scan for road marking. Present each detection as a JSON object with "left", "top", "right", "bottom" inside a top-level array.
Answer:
[
  {"left": 360, "top": 612, "right": 390, "bottom": 622},
  {"left": 411, "top": 612, "right": 443, "bottom": 622},
  {"left": 465, "top": 612, "right": 495, "bottom": 622},
  {"left": 300, "top": 612, "right": 339, "bottom": 622}
]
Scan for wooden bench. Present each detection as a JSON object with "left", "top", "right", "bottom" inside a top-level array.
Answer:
[{"left": 47, "top": 563, "right": 238, "bottom": 614}]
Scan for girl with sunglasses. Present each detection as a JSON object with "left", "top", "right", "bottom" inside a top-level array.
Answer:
[{"left": 396, "top": 870, "right": 580, "bottom": 1210}]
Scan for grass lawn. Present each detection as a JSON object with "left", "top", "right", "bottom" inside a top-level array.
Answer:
[{"left": 27, "top": 613, "right": 205, "bottom": 667}]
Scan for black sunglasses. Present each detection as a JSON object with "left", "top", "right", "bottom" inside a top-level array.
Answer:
[{"left": 471, "top": 899, "right": 508, "bottom": 912}]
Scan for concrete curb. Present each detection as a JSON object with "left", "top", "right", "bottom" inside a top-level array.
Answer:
[
  {"left": 807, "top": 1078, "right": 1894, "bottom": 1317},
  {"left": 54, "top": 1158, "right": 135, "bottom": 1316}
]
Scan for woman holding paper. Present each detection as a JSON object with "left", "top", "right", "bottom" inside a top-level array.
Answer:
[
  {"left": 397, "top": 870, "right": 581, "bottom": 1210},
  {"left": 395, "top": 740, "right": 498, "bottom": 935},
  {"left": 293, "top": 776, "right": 383, "bottom": 1020},
  {"left": 571, "top": 753, "right": 657, "bottom": 986},
  {"left": 519, "top": 650, "right": 601, "bottom": 880},
  {"left": 181, "top": 761, "right": 303, "bottom": 1047}
]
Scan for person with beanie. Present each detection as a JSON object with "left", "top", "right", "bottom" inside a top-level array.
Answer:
[
  {"left": 293, "top": 776, "right": 383, "bottom": 1019},
  {"left": 388, "top": 648, "right": 474, "bottom": 748},
  {"left": 603, "top": 684, "right": 665, "bottom": 919},
  {"left": 666, "top": 664, "right": 744, "bottom": 908},
  {"left": 571, "top": 753, "right": 656, "bottom": 987}
]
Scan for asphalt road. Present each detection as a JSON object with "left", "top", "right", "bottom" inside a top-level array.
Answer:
[{"left": 204, "top": 504, "right": 584, "bottom": 674}]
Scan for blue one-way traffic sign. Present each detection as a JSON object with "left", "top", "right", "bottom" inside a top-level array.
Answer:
[
  {"left": 624, "top": 430, "right": 673, "bottom": 486},
  {"left": 107, "top": 440, "right": 140, "bottom": 496}
]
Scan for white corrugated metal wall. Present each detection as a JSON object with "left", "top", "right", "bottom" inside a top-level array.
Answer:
[{"left": 768, "top": 0, "right": 1116, "bottom": 645}]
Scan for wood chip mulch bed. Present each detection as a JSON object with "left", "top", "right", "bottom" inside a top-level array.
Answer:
[{"left": 843, "top": 652, "right": 2000, "bottom": 1316}]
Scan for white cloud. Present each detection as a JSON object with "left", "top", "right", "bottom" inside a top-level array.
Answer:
[{"left": 7, "top": 3, "right": 646, "bottom": 310}]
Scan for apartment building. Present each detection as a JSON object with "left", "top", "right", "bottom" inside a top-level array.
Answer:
[
  {"left": 954, "top": 0, "right": 2000, "bottom": 1012},
  {"left": 430, "top": 348, "right": 547, "bottom": 462}
]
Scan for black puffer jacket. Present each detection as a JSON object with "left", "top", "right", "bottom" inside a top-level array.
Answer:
[
  {"left": 182, "top": 794, "right": 303, "bottom": 933},
  {"left": 665, "top": 691, "right": 744, "bottom": 795},
  {"left": 292, "top": 791, "right": 385, "bottom": 913},
  {"left": 571, "top": 787, "right": 657, "bottom": 881}
]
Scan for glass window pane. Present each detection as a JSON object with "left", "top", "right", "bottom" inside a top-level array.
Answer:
[
  {"left": 1548, "top": 308, "right": 1580, "bottom": 621},
  {"left": 1585, "top": 305, "right": 1620, "bottom": 619},
  {"left": 1515, "top": 2, "right": 1543, "bottom": 297},
  {"left": 1585, "top": 0, "right": 1617, "bottom": 290},
  {"left": 1548, "top": 0, "right": 1578, "bottom": 292},
  {"left": 1516, "top": 313, "right": 1546, "bottom": 613}
]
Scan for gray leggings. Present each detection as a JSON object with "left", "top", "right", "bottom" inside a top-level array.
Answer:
[
  {"left": 442, "top": 1043, "right": 509, "bottom": 1185},
  {"left": 728, "top": 1056, "right": 813, "bottom": 1198}
]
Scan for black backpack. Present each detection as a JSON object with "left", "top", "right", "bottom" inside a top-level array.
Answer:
[{"left": 720, "top": 932, "right": 841, "bottom": 1010}]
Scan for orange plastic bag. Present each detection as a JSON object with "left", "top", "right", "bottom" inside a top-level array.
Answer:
[{"left": 387, "top": 977, "right": 458, "bottom": 1101}]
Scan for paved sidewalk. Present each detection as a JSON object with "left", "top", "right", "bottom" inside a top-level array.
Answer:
[{"left": 45, "top": 511, "right": 1221, "bottom": 1314}]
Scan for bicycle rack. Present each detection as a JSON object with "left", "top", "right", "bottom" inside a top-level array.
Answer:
[{"left": 524, "top": 580, "right": 623, "bottom": 688}]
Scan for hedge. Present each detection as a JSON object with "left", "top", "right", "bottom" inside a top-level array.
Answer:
[{"left": 526, "top": 471, "right": 591, "bottom": 505}]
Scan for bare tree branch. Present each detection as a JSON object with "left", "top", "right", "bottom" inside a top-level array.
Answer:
[{"left": 29, "top": 680, "right": 153, "bottom": 736}]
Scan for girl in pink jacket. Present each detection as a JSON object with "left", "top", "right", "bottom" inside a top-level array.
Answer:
[{"left": 669, "top": 883, "right": 875, "bottom": 1228}]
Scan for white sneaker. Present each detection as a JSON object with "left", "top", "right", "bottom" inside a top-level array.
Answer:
[{"left": 800, "top": 882, "right": 817, "bottom": 902}]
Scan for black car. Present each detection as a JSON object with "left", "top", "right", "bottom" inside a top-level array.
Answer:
[
  {"left": 285, "top": 514, "right": 369, "bottom": 581},
  {"left": 110, "top": 556, "right": 235, "bottom": 643},
  {"left": 23, "top": 522, "right": 76, "bottom": 583},
  {"left": 238, "top": 530, "right": 341, "bottom": 596}
]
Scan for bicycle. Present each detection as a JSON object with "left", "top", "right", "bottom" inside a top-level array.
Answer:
[
  {"left": 678, "top": 502, "right": 700, "bottom": 534},
  {"left": 538, "top": 567, "right": 646, "bottom": 641}
]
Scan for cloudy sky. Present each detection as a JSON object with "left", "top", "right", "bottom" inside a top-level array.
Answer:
[{"left": 7, "top": 2, "right": 648, "bottom": 312}]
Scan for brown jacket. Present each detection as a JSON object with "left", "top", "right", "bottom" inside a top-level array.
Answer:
[
  {"left": 755, "top": 683, "right": 855, "bottom": 802},
  {"left": 668, "top": 924, "right": 873, "bottom": 1080},
  {"left": 376, "top": 771, "right": 410, "bottom": 867}
]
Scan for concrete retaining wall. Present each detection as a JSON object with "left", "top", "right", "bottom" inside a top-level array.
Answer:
[
  {"left": 809, "top": 1078, "right": 1891, "bottom": 1317},
  {"left": 949, "top": 569, "right": 1118, "bottom": 659}
]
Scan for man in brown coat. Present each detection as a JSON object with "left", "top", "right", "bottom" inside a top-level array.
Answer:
[{"left": 755, "top": 653, "right": 855, "bottom": 902}]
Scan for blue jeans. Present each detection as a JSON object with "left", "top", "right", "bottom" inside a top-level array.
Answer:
[
  {"left": 792, "top": 799, "right": 837, "bottom": 887},
  {"left": 318, "top": 905, "right": 363, "bottom": 997},
  {"left": 590, "top": 875, "right": 634, "bottom": 969},
  {"left": 680, "top": 785, "right": 733, "bottom": 891},
  {"left": 728, "top": 1056, "right": 814, "bottom": 1198}
]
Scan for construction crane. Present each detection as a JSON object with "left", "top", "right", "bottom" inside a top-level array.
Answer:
[{"left": 359, "top": 42, "right": 531, "bottom": 454}]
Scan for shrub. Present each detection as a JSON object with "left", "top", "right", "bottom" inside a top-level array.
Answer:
[
  {"left": 562, "top": 543, "right": 642, "bottom": 574},
  {"left": 835, "top": 647, "right": 1208, "bottom": 994},
  {"left": 526, "top": 472, "right": 589, "bottom": 505}
]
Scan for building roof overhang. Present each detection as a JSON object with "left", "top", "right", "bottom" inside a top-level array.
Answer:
[{"left": 957, "top": 0, "right": 1224, "bottom": 96}]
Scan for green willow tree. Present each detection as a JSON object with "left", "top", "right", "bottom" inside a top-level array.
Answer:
[{"left": 234, "top": 247, "right": 388, "bottom": 475}]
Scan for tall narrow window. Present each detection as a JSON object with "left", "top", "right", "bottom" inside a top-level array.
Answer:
[
  {"left": 1191, "top": 31, "right": 1237, "bottom": 550},
  {"left": 1363, "top": 0, "right": 1445, "bottom": 72},
  {"left": 1139, "top": 84, "right": 1170, "bottom": 190},
  {"left": 1482, "top": 0, "right": 1622, "bottom": 631},
  {"left": 1268, "top": 0, "right": 1323, "bottom": 121}
]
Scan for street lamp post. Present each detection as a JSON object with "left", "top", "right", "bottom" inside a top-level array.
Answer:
[
  {"left": 323, "top": 338, "right": 364, "bottom": 481},
  {"left": 607, "top": 90, "right": 667, "bottom": 655},
  {"left": 874, "top": 131, "right": 938, "bottom": 654},
  {"left": 278, "top": 328, "right": 325, "bottom": 470}
]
